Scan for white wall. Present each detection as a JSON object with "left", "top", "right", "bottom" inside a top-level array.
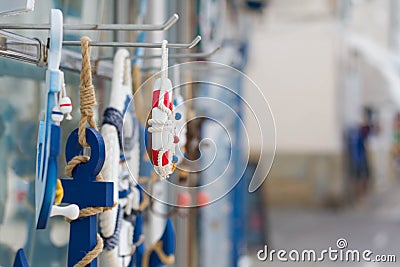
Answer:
[{"left": 244, "top": 18, "right": 340, "bottom": 154}]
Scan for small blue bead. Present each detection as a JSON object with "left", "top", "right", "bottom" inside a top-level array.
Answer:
[
  {"left": 172, "top": 155, "right": 178, "bottom": 163},
  {"left": 175, "top": 112, "right": 182, "bottom": 120}
]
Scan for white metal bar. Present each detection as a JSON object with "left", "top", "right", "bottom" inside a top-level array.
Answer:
[
  {"left": 0, "top": 14, "right": 179, "bottom": 31},
  {"left": 62, "top": 35, "right": 201, "bottom": 48}
]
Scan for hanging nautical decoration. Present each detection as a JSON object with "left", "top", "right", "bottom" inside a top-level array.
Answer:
[{"left": 148, "top": 40, "right": 178, "bottom": 179}]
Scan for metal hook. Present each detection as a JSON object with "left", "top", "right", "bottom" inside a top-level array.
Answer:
[
  {"left": 0, "top": 30, "right": 44, "bottom": 65},
  {"left": 0, "top": 14, "right": 179, "bottom": 31},
  {"left": 165, "top": 46, "right": 220, "bottom": 59},
  {"left": 62, "top": 35, "right": 201, "bottom": 49},
  {"left": 142, "top": 46, "right": 220, "bottom": 59},
  {"left": 98, "top": 46, "right": 221, "bottom": 61}
]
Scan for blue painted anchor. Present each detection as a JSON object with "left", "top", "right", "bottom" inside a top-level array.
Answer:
[{"left": 61, "top": 127, "right": 114, "bottom": 267}]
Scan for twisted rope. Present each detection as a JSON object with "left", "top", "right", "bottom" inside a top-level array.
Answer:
[
  {"left": 147, "top": 119, "right": 173, "bottom": 133},
  {"left": 161, "top": 40, "right": 168, "bottom": 86},
  {"left": 79, "top": 36, "right": 99, "bottom": 147},
  {"left": 142, "top": 241, "right": 175, "bottom": 267},
  {"left": 73, "top": 234, "right": 104, "bottom": 267},
  {"left": 65, "top": 155, "right": 89, "bottom": 177},
  {"left": 64, "top": 36, "right": 111, "bottom": 267},
  {"left": 157, "top": 102, "right": 172, "bottom": 117}
]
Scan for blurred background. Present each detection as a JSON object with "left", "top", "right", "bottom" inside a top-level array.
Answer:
[
  {"left": 1, "top": 0, "right": 400, "bottom": 267},
  {"left": 246, "top": 0, "right": 400, "bottom": 266}
]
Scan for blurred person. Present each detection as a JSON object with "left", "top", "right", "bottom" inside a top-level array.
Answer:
[{"left": 346, "top": 108, "right": 378, "bottom": 206}]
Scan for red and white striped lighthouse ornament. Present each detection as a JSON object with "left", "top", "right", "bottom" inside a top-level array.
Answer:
[{"left": 148, "top": 40, "right": 176, "bottom": 179}]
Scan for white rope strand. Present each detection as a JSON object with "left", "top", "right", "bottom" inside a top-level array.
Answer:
[{"left": 161, "top": 40, "right": 168, "bottom": 86}]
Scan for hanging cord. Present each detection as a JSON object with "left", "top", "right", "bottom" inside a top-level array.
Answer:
[
  {"left": 158, "top": 40, "right": 172, "bottom": 117},
  {"left": 78, "top": 36, "right": 99, "bottom": 147},
  {"left": 64, "top": 36, "right": 114, "bottom": 267},
  {"left": 161, "top": 40, "right": 168, "bottom": 86},
  {"left": 65, "top": 36, "right": 106, "bottom": 185}
]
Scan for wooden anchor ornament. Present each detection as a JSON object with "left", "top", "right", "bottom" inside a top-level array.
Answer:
[
  {"left": 61, "top": 127, "right": 114, "bottom": 267},
  {"left": 60, "top": 36, "right": 114, "bottom": 267}
]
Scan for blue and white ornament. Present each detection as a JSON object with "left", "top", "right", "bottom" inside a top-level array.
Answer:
[{"left": 51, "top": 106, "right": 64, "bottom": 123}]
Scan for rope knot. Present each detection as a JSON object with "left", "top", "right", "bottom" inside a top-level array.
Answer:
[
  {"left": 80, "top": 108, "right": 94, "bottom": 117},
  {"left": 65, "top": 155, "right": 89, "bottom": 177}
]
